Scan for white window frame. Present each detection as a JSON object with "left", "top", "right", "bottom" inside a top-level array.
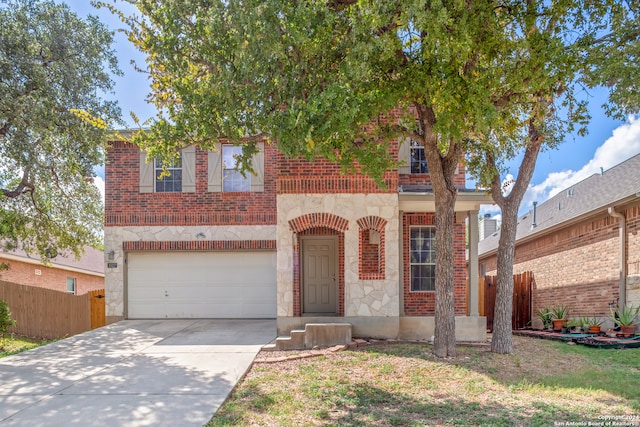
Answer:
[
  {"left": 208, "top": 142, "right": 264, "bottom": 193},
  {"left": 154, "top": 154, "right": 182, "bottom": 193},
  {"left": 410, "top": 140, "right": 428, "bottom": 174},
  {"left": 222, "top": 145, "right": 251, "bottom": 192},
  {"left": 410, "top": 226, "right": 436, "bottom": 292},
  {"left": 66, "top": 277, "right": 76, "bottom": 295},
  {"left": 139, "top": 146, "right": 196, "bottom": 193}
]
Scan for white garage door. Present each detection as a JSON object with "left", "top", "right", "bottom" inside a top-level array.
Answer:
[{"left": 127, "top": 251, "right": 276, "bottom": 319}]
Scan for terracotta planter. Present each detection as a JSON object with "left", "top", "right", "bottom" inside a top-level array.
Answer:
[
  {"left": 552, "top": 319, "right": 567, "bottom": 331},
  {"left": 588, "top": 325, "right": 601, "bottom": 333},
  {"left": 619, "top": 325, "right": 638, "bottom": 337}
]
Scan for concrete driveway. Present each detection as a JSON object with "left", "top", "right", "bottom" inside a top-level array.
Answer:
[{"left": 0, "top": 319, "right": 275, "bottom": 426}]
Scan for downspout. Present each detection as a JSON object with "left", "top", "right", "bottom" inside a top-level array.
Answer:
[{"left": 608, "top": 206, "right": 626, "bottom": 309}]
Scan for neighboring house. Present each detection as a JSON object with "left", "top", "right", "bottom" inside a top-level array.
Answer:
[
  {"left": 104, "top": 130, "right": 492, "bottom": 341},
  {"left": 0, "top": 246, "right": 104, "bottom": 295},
  {"left": 478, "top": 153, "right": 640, "bottom": 323}
]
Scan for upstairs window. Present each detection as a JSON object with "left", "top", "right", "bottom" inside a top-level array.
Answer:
[
  {"left": 139, "top": 146, "right": 195, "bottom": 193},
  {"left": 155, "top": 154, "right": 182, "bottom": 192},
  {"left": 208, "top": 142, "right": 264, "bottom": 192},
  {"left": 410, "top": 226, "right": 436, "bottom": 291},
  {"left": 222, "top": 145, "right": 251, "bottom": 192},
  {"left": 410, "top": 140, "right": 428, "bottom": 174}
]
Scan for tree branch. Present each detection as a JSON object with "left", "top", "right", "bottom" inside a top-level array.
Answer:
[
  {"left": 507, "top": 118, "right": 544, "bottom": 201},
  {"left": 0, "top": 122, "right": 9, "bottom": 137},
  {"left": 486, "top": 151, "right": 505, "bottom": 207},
  {"left": 1, "top": 168, "right": 34, "bottom": 199}
]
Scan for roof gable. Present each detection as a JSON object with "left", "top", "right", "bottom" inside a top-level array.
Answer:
[
  {"left": 479, "top": 153, "right": 640, "bottom": 256},
  {"left": 0, "top": 246, "right": 104, "bottom": 276}
]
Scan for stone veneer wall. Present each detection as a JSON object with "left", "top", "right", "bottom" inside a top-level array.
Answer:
[
  {"left": 104, "top": 225, "right": 277, "bottom": 321},
  {"left": 276, "top": 193, "right": 400, "bottom": 318},
  {"left": 628, "top": 275, "right": 640, "bottom": 307}
]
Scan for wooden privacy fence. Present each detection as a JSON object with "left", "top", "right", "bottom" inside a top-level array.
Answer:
[
  {"left": 0, "top": 281, "right": 105, "bottom": 339},
  {"left": 481, "top": 271, "right": 533, "bottom": 332}
]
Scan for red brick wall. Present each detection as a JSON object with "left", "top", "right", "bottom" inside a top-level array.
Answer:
[
  {"left": 398, "top": 163, "right": 466, "bottom": 188},
  {"left": 359, "top": 231, "right": 383, "bottom": 279},
  {"left": 122, "top": 240, "right": 276, "bottom": 251},
  {"left": 533, "top": 281, "right": 619, "bottom": 317},
  {"left": 0, "top": 258, "right": 103, "bottom": 295},
  {"left": 480, "top": 202, "right": 640, "bottom": 316},
  {"left": 357, "top": 216, "right": 387, "bottom": 280},
  {"left": 276, "top": 152, "right": 398, "bottom": 194},
  {"left": 402, "top": 213, "right": 467, "bottom": 315},
  {"left": 105, "top": 141, "right": 277, "bottom": 226}
]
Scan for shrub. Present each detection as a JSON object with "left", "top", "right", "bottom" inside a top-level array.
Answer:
[{"left": 0, "top": 300, "right": 17, "bottom": 344}]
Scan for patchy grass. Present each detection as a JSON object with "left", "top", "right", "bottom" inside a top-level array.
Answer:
[
  {"left": 0, "top": 335, "right": 52, "bottom": 358},
  {"left": 207, "top": 336, "right": 640, "bottom": 426}
]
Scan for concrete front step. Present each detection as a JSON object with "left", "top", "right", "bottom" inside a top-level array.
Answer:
[{"left": 265, "top": 323, "right": 352, "bottom": 351}]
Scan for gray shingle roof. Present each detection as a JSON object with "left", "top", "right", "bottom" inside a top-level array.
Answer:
[{"left": 479, "top": 153, "right": 640, "bottom": 256}]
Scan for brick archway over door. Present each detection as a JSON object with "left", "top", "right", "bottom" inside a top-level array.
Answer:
[{"left": 289, "top": 213, "right": 348, "bottom": 316}]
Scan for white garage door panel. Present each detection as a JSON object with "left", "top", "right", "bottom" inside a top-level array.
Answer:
[{"left": 127, "top": 251, "right": 276, "bottom": 319}]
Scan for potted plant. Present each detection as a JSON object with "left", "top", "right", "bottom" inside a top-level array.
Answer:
[
  {"left": 567, "top": 318, "right": 583, "bottom": 334},
  {"left": 536, "top": 306, "right": 553, "bottom": 331},
  {"left": 550, "top": 305, "right": 569, "bottom": 331},
  {"left": 585, "top": 316, "right": 603, "bottom": 333},
  {"left": 610, "top": 305, "right": 640, "bottom": 337}
]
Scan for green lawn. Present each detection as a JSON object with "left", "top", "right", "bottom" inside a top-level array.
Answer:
[
  {"left": 0, "top": 335, "right": 52, "bottom": 358},
  {"left": 208, "top": 336, "right": 640, "bottom": 426}
]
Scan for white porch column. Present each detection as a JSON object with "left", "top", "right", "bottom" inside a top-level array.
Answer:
[{"left": 468, "top": 210, "right": 479, "bottom": 316}]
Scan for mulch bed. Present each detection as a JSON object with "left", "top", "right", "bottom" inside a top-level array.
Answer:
[
  {"left": 575, "top": 335, "right": 640, "bottom": 349},
  {"left": 513, "top": 329, "right": 640, "bottom": 349}
]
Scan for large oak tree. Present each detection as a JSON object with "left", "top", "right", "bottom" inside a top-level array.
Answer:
[
  {"left": 101, "top": 0, "right": 637, "bottom": 356},
  {"left": 0, "top": 0, "right": 121, "bottom": 261}
]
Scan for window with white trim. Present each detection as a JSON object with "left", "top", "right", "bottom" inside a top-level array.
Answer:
[
  {"left": 139, "top": 147, "right": 195, "bottom": 193},
  {"left": 66, "top": 277, "right": 76, "bottom": 295},
  {"left": 410, "top": 226, "right": 436, "bottom": 291},
  {"left": 222, "top": 145, "right": 251, "bottom": 192},
  {"left": 410, "top": 139, "right": 428, "bottom": 174},
  {"left": 207, "top": 142, "right": 264, "bottom": 192},
  {"left": 154, "top": 154, "right": 182, "bottom": 192}
]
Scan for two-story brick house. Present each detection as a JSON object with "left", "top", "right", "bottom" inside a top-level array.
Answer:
[{"left": 104, "top": 133, "right": 491, "bottom": 341}]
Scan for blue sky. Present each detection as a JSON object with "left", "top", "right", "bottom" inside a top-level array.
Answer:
[{"left": 66, "top": 2, "right": 640, "bottom": 215}]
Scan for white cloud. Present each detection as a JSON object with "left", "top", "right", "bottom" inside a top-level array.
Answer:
[
  {"left": 480, "top": 117, "right": 640, "bottom": 218},
  {"left": 478, "top": 174, "right": 516, "bottom": 217},
  {"left": 521, "top": 116, "right": 640, "bottom": 213}
]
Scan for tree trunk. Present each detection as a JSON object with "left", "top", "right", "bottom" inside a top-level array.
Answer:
[
  {"left": 490, "top": 202, "right": 518, "bottom": 353},
  {"left": 433, "top": 190, "right": 457, "bottom": 358},
  {"left": 415, "top": 104, "right": 460, "bottom": 358},
  {"left": 489, "top": 120, "right": 544, "bottom": 354}
]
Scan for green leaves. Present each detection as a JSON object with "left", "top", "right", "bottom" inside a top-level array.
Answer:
[{"left": 0, "top": 0, "right": 121, "bottom": 260}]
